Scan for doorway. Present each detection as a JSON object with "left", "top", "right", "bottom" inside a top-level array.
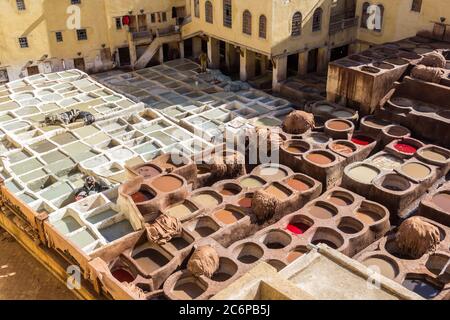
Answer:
[
  {"left": 307, "top": 49, "right": 318, "bottom": 73},
  {"left": 27, "top": 66, "right": 39, "bottom": 76},
  {"left": 184, "top": 38, "right": 193, "bottom": 58},
  {"left": 118, "top": 47, "right": 131, "bottom": 66},
  {"left": 287, "top": 53, "right": 299, "bottom": 76},
  {"left": 129, "top": 16, "right": 138, "bottom": 33},
  {"left": 74, "top": 58, "right": 86, "bottom": 71},
  {"left": 138, "top": 14, "right": 147, "bottom": 32},
  {"left": 330, "top": 45, "right": 349, "bottom": 62}
]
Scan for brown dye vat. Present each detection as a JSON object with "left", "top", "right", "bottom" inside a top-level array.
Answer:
[
  {"left": 287, "top": 250, "right": 305, "bottom": 263},
  {"left": 387, "top": 125, "right": 410, "bottom": 137},
  {"left": 330, "top": 142, "right": 355, "bottom": 155},
  {"left": 286, "top": 145, "right": 308, "bottom": 153},
  {"left": 173, "top": 280, "right": 205, "bottom": 300},
  {"left": 214, "top": 209, "right": 244, "bottom": 225},
  {"left": 401, "top": 162, "right": 431, "bottom": 180},
  {"left": 112, "top": 269, "right": 135, "bottom": 283},
  {"left": 220, "top": 187, "right": 239, "bottom": 196},
  {"left": 133, "top": 249, "right": 171, "bottom": 273},
  {"left": 131, "top": 189, "right": 155, "bottom": 203},
  {"left": 265, "top": 185, "right": 290, "bottom": 200},
  {"left": 238, "top": 196, "right": 253, "bottom": 208},
  {"left": 338, "top": 218, "right": 364, "bottom": 234},
  {"left": 309, "top": 203, "right": 336, "bottom": 219},
  {"left": 137, "top": 165, "right": 161, "bottom": 178},
  {"left": 355, "top": 209, "right": 381, "bottom": 225},
  {"left": 306, "top": 152, "right": 334, "bottom": 165},
  {"left": 328, "top": 192, "right": 353, "bottom": 206},
  {"left": 287, "top": 177, "right": 312, "bottom": 192},
  {"left": 327, "top": 120, "right": 351, "bottom": 130},
  {"left": 152, "top": 176, "right": 182, "bottom": 193},
  {"left": 432, "top": 193, "right": 450, "bottom": 212}
]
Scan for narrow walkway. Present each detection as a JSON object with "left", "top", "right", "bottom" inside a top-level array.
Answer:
[{"left": 0, "top": 228, "right": 76, "bottom": 300}]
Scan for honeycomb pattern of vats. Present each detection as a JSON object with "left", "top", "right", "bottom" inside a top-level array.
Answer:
[
  {"left": 85, "top": 164, "right": 323, "bottom": 300},
  {"left": 161, "top": 187, "right": 390, "bottom": 300},
  {"left": 419, "top": 182, "right": 450, "bottom": 227},
  {"left": 99, "top": 59, "right": 294, "bottom": 143},
  {"left": 355, "top": 217, "right": 450, "bottom": 300},
  {"left": 342, "top": 138, "right": 450, "bottom": 221}
]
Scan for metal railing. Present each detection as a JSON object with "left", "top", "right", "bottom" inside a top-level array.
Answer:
[{"left": 329, "top": 15, "right": 359, "bottom": 35}]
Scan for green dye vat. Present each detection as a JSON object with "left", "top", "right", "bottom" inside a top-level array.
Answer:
[
  {"left": 41, "top": 151, "right": 67, "bottom": 164},
  {"left": 51, "top": 132, "right": 78, "bottom": 145},
  {"left": 29, "top": 140, "right": 57, "bottom": 153},
  {"left": 68, "top": 229, "right": 97, "bottom": 248},
  {"left": 40, "top": 182, "right": 73, "bottom": 201},
  {"left": 11, "top": 158, "right": 43, "bottom": 176},
  {"left": 87, "top": 209, "right": 118, "bottom": 224},
  {"left": 99, "top": 220, "right": 134, "bottom": 243},
  {"left": 53, "top": 216, "right": 82, "bottom": 235}
]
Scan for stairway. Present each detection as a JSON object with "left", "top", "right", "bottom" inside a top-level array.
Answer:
[{"left": 134, "top": 32, "right": 181, "bottom": 70}]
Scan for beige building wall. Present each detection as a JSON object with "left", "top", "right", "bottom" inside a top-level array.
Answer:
[{"left": 355, "top": 0, "right": 450, "bottom": 49}]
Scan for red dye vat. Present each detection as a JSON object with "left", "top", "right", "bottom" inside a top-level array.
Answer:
[
  {"left": 131, "top": 190, "right": 154, "bottom": 203},
  {"left": 286, "top": 223, "right": 310, "bottom": 235},
  {"left": 394, "top": 143, "right": 417, "bottom": 154},
  {"left": 238, "top": 197, "right": 252, "bottom": 208},
  {"left": 351, "top": 135, "right": 374, "bottom": 146},
  {"left": 112, "top": 269, "right": 135, "bottom": 283}
]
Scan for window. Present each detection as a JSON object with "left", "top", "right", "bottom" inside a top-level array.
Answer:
[
  {"left": 162, "top": 12, "right": 167, "bottom": 22},
  {"left": 361, "top": 2, "right": 370, "bottom": 28},
  {"left": 71, "top": 0, "right": 81, "bottom": 4},
  {"left": 291, "top": 12, "right": 302, "bottom": 36},
  {"left": 259, "top": 15, "right": 267, "bottom": 39},
  {"left": 194, "top": 0, "right": 200, "bottom": 18},
  {"left": 411, "top": 0, "right": 422, "bottom": 12},
  {"left": 223, "top": 0, "right": 232, "bottom": 28},
  {"left": 16, "top": 0, "right": 26, "bottom": 10},
  {"left": 55, "top": 32, "right": 63, "bottom": 42},
  {"left": 19, "top": 37, "right": 28, "bottom": 48},
  {"left": 205, "top": 1, "right": 213, "bottom": 24},
  {"left": 243, "top": 10, "right": 252, "bottom": 35},
  {"left": 115, "top": 17, "right": 122, "bottom": 30},
  {"left": 312, "top": 8, "right": 323, "bottom": 32},
  {"left": 151, "top": 13, "right": 156, "bottom": 23},
  {"left": 76, "top": 29, "right": 87, "bottom": 40}
]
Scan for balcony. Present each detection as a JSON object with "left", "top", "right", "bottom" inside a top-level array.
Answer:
[{"left": 329, "top": 12, "right": 359, "bottom": 36}]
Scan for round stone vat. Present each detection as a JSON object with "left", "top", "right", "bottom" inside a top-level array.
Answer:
[
  {"left": 233, "top": 242, "right": 264, "bottom": 264},
  {"left": 260, "top": 229, "right": 292, "bottom": 249}
]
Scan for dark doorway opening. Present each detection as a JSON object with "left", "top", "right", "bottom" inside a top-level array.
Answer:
[
  {"left": 27, "top": 66, "right": 39, "bottom": 76},
  {"left": 201, "top": 39, "right": 208, "bottom": 53},
  {"left": 330, "top": 45, "right": 349, "bottom": 62},
  {"left": 287, "top": 53, "right": 299, "bottom": 76},
  {"left": 307, "top": 49, "right": 318, "bottom": 73},
  {"left": 118, "top": 47, "right": 131, "bottom": 66},
  {"left": 184, "top": 38, "right": 193, "bottom": 58},
  {"left": 74, "top": 58, "right": 86, "bottom": 72}
]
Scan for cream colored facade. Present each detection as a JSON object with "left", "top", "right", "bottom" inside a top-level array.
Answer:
[{"left": 355, "top": 0, "right": 450, "bottom": 50}]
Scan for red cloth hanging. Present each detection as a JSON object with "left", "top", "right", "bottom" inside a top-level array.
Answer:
[{"left": 122, "top": 15, "right": 131, "bottom": 26}]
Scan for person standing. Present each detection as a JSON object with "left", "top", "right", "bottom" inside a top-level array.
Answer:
[{"left": 199, "top": 51, "right": 209, "bottom": 73}]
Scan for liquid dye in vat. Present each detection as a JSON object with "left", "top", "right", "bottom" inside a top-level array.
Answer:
[
  {"left": 401, "top": 162, "right": 431, "bottom": 180},
  {"left": 137, "top": 165, "right": 161, "bottom": 178},
  {"left": 287, "top": 178, "right": 311, "bottom": 192},
  {"left": 286, "top": 222, "right": 310, "bottom": 235},
  {"left": 327, "top": 120, "right": 351, "bottom": 130},
  {"left": 131, "top": 189, "right": 155, "bottom": 203},
  {"left": 220, "top": 187, "right": 239, "bottom": 196},
  {"left": 191, "top": 193, "right": 221, "bottom": 209},
  {"left": 329, "top": 194, "right": 353, "bottom": 206},
  {"left": 347, "top": 165, "right": 379, "bottom": 184},
  {"left": 214, "top": 209, "right": 243, "bottom": 225},
  {"left": 133, "top": 249, "right": 170, "bottom": 273},
  {"left": 351, "top": 136, "right": 374, "bottom": 146},
  {"left": 432, "top": 193, "right": 450, "bottom": 212},
  {"left": 238, "top": 197, "right": 253, "bottom": 208},
  {"left": 362, "top": 257, "right": 397, "bottom": 279},
  {"left": 240, "top": 177, "right": 264, "bottom": 188},
  {"left": 309, "top": 204, "right": 335, "bottom": 219},
  {"left": 287, "top": 250, "right": 305, "bottom": 263},
  {"left": 286, "top": 145, "right": 308, "bottom": 154},
  {"left": 265, "top": 185, "right": 290, "bottom": 200},
  {"left": 152, "top": 176, "right": 182, "bottom": 192},
  {"left": 259, "top": 167, "right": 287, "bottom": 181},
  {"left": 402, "top": 278, "right": 441, "bottom": 299},
  {"left": 355, "top": 209, "right": 381, "bottom": 224},
  {"left": 420, "top": 150, "right": 447, "bottom": 162},
  {"left": 306, "top": 153, "right": 333, "bottom": 165},
  {"left": 112, "top": 269, "right": 135, "bottom": 283},
  {"left": 394, "top": 143, "right": 417, "bottom": 154}
]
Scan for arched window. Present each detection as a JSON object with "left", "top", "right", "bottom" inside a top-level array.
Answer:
[
  {"left": 312, "top": 8, "right": 323, "bottom": 32},
  {"left": 205, "top": 1, "right": 213, "bottom": 23},
  {"left": 291, "top": 12, "right": 302, "bottom": 36},
  {"left": 259, "top": 15, "right": 267, "bottom": 39},
  {"left": 361, "top": 2, "right": 370, "bottom": 28},
  {"left": 223, "top": 0, "right": 232, "bottom": 28},
  {"left": 243, "top": 10, "right": 252, "bottom": 35},
  {"left": 411, "top": 0, "right": 422, "bottom": 12},
  {"left": 194, "top": 0, "right": 200, "bottom": 18}
]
